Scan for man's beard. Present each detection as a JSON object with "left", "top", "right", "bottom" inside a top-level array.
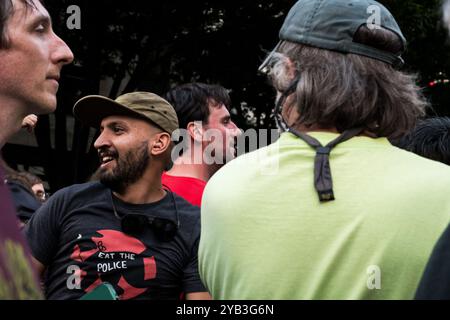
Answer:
[{"left": 98, "top": 141, "right": 150, "bottom": 193}]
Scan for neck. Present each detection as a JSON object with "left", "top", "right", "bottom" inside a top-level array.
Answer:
[
  {"left": 112, "top": 169, "right": 166, "bottom": 204},
  {"left": 282, "top": 99, "right": 339, "bottom": 134},
  {"left": 167, "top": 147, "right": 218, "bottom": 182},
  {"left": 0, "top": 97, "right": 27, "bottom": 148}
]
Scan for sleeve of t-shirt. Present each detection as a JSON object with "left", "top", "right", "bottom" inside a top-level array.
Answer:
[
  {"left": 415, "top": 223, "right": 450, "bottom": 299},
  {"left": 24, "top": 189, "right": 66, "bottom": 266},
  {"left": 181, "top": 221, "right": 207, "bottom": 293}
]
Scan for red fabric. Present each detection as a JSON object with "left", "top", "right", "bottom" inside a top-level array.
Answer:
[{"left": 162, "top": 172, "right": 206, "bottom": 206}]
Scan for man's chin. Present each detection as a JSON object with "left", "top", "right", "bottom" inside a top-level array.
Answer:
[
  {"left": 31, "top": 96, "right": 57, "bottom": 115},
  {"left": 99, "top": 173, "right": 124, "bottom": 193},
  {"left": 225, "top": 149, "right": 237, "bottom": 162}
]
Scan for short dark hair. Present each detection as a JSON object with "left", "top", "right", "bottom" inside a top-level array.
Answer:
[
  {"left": 392, "top": 117, "right": 450, "bottom": 165},
  {"left": 0, "top": 0, "right": 39, "bottom": 48},
  {"left": 268, "top": 26, "right": 428, "bottom": 139},
  {"left": 5, "top": 170, "right": 42, "bottom": 190},
  {"left": 164, "top": 83, "right": 231, "bottom": 130}
]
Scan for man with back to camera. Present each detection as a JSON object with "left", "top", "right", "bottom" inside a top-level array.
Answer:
[
  {"left": 25, "top": 91, "right": 210, "bottom": 300},
  {"left": 198, "top": 0, "right": 450, "bottom": 299},
  {"left": 163, "top": 83, "right": 241, "bottom": 206},
  {"left": 0, "top": 0, "right": 73, "bottom": 298}
]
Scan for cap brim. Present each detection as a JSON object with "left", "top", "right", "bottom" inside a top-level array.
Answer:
[
  {"left": 258, "top": 41, "right": 282, "bottom": 74},
  {"left": 73, "top": 95, "right": 147, "bottom": 128}
]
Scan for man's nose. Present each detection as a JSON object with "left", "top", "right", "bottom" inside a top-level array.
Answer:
[
  {"left": 51, "top": 33, "right": 74, "bottom": 66},
  {"left": 230, "top": 122, "right": 242, "bottom": 137},
  {"left": 94, "top": 132, "right": 110, "bottom": 150}
]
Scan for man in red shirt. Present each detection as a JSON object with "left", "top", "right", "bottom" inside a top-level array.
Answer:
[{"left": 163, "top": 83, "right": 241, "bottom": 206}]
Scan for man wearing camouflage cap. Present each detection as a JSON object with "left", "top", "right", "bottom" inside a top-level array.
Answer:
[
  {"left": 25, "top": 92, "right": 210, "bottom": 300},
  {"left": 199, "top": 0, "right": 450, "bottom": 299}
]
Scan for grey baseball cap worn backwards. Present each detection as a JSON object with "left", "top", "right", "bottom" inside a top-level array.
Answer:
[
  {"left": 73, "top": 92, "right": 179, "bottom": 134},
  {"left": 259, "top": 0, "right": 406, "bottom": 73}
]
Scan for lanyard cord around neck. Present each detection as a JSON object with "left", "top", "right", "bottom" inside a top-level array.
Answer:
[
  {"left": 288, "top": 126, "right": 363, "bottom": 202},
  {"left": 275, "top": 77, "right": 364, "bottom": 202}
]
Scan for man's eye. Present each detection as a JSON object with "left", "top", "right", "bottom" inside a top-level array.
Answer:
[
  {"left": 113, "top": 127, "right": 124, "bottom": 133},
  {"left": 35, "top": 24, "right": 46, "bottom": 33}
]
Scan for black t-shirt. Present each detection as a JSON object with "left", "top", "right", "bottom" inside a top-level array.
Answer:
[{"left": 25, "top": 181, "right": 205, "bottom": 300}]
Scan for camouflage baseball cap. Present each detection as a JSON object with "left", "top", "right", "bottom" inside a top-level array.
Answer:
[{"left": 73, "top": 92, "right": 179, "bottom": 134}]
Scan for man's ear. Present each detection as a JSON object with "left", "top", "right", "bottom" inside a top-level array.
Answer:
[
  {"left": 151, "top": 132, "right": 172, "bottom": 156},
  {"left": 187, "top": 121, "right": 204, "bottom": 143}
]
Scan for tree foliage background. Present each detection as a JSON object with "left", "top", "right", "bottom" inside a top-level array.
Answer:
[{"left": 4, "top": 0, "right": 450, "bottom": 190}]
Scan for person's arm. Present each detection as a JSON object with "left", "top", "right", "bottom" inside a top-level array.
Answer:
[
  {"left": 24, "top": 190, "right": 64, "bottom": 281},
  {"left": 181, "top": 216, "right": 211, "bottom": 299},
  {"left": 186, "top": 292, "right": 212, "bottom": 300}
]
